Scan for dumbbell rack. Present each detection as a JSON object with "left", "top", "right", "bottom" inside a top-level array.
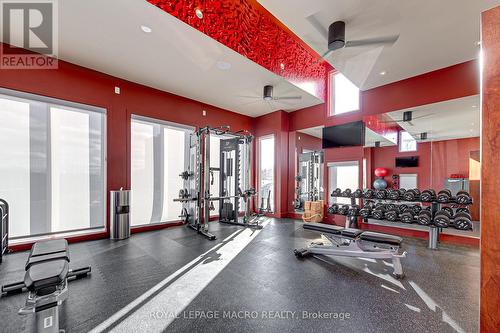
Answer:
[{"left": 330, "top": 191, "right": 473, "bottom": 250}]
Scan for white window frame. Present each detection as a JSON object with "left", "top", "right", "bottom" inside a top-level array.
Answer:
[
  {"left": 130, "top": 115, "right": 194, "bottom": 227},
  {"left": 0, "top": 87, "right": 107, "bottom": 240},
  {"left": 258, "top": 134, "right": 275, "bottom": 213},
  {"left": 329, "top": 71, "right": 360, "bottom": 116},
  {"left": 328, "top": 161, "right": 359, "bottom": 205},
  {"left": 399, "top": 130, "right": 417, "bottom": 152}
]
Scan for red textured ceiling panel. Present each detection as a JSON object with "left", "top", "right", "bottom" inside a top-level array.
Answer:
[
  {"left": 364, "top": 114, "right": 401, "bottom": 144},
  {"left": 147, "top": 0, "right": 331, "bottom": 100}
]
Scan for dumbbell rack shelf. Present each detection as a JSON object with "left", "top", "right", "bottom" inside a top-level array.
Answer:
[{"left": 330, "top": 191, "right": 473, "bottom": 250}]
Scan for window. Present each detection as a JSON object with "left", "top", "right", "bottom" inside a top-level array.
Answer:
[
  {"left": 131, "top": 116, "right": 191, "bottom": 226},
  {"left": 399, "top": 174, "right": 418, "bottom": 190},
  {"left": 328, "top": 161, "right": 359, "bottom": 205},
  {"left": 330, "top": 72, "right": 360, "bottom": 116},
  {"left": 0, "top": 90, "right": 106, "bottom": 239},
  {"left": 258, "top": 135, "right": 275, "bottom": 212},
  {"left": 399, "top": 131, "right": 417, "bottom": 152}
]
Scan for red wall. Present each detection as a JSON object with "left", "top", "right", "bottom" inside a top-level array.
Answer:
[{"left": 0, "top": 54, "right": 254, "bottom": 246}]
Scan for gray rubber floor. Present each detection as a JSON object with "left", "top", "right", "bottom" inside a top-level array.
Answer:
[{"left": 0, "top": 219, "right": 479, "bottom": 333}]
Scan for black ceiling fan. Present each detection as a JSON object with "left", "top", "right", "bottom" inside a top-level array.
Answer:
[
  {"left": 238, "top": 85, "right": 302, "bottom": 110},
  {"left": 380, "top": 111, "right": 434, "bottom": 126},
  {"left": 306, "top": 17, "right": 399, "bottom": 60}
]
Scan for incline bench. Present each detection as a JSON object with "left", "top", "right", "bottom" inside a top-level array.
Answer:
[
  {"left": 294, "top": 222, "right": 407, "bottom": 278},
  {"left": 1, "top": 239, "right": 91, "bottom": 333}
]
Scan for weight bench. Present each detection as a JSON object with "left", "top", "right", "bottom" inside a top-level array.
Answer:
[
  {"left": 1, "top": 239, "right": 91, "bottom": 332},
  {"left": 294, "top": 223, "right": 407, "bottom": 278}
]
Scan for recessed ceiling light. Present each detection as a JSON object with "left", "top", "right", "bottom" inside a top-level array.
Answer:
[
  {"left": 195, "top": 8, "right": 203, "bottom": 19},
  {"left": 379, "top": 71, "right": 386, "bottom": 75},
  {"left": 280, "top": 63, "right": 285, "bottom": 70},
  {"left": 140, "top": 25, "right": 152, "bottom": 33},
  {"left": 476, "top": 41, "right": 481, "bottom": 46},
  {"left": 216, "top": 60, "right": 231, "bottom": 70},
  {"left": 472, "top": 105, "right": 477, "bottom": 108}
]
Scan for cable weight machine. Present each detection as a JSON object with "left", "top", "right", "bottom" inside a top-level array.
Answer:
[{"left": 175, "top": 126, "right": 265, "bottom": 240}]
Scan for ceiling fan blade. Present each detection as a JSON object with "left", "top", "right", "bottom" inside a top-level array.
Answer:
[
  {"left": 305, "top": 14, "right": 328, "bottom": 40},
  {"left": 239, "top": 100, "right": 262, "bottom": 107},
  {"left": 345, "top": 35, "right": 399, "bottom": 48},
  {"left": 236, "top": 95, "right": 261, "bottom": 99},
  {"left": 313, "top": 49, "right": 333, "bottom": 64},
  {"left": 412, "top": 113, "right": 435, "bottom": 120},
  {"left": 274, "top": 96, "right": 302, "bottom": 100}
]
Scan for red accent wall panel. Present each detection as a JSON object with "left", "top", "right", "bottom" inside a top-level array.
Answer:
[{"left": 147, "top": 0, "right": 331, "bottom": 100}]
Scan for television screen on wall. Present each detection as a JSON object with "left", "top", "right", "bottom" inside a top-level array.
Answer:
[
  {"left": 322, "top": 121, "right": 365, "bottom": 148},
  {"left": 396, "top": 156, "right": 419, "bottom": 167}
]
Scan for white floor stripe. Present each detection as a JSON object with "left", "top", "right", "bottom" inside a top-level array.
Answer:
[{"left": 90, "top": 222, "right": 268, "bottom": 333}]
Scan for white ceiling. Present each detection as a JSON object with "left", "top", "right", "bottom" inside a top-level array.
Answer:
[
  {"left": 258, "top": 0, "right": 498, "bottom": 90},
  {"left": 387, "top": 95, "right": 480, "bottom": 142},
  {"left": 298, "top": 126, "right": 323, "bottom": 139},
  {"left": 1, "top": 0, "right": 323, "bottom": 118}
]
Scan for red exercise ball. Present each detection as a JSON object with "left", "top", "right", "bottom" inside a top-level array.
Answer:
[{"left": 374, "top": 167, "right": 388, "bottom": 178}]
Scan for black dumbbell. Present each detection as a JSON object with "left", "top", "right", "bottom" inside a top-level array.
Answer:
[
  {"left": 338, "top": 205, "right": 350, "bottom": 215},
  {"left": 411, "top": 205, "right": 423, "bottom": 215},
  {"left": 417, "top": 210, "right": 432, "bottom": 226},
  {"left": 437, "top": 189, "right": 452, "bottom": 203},
  {"left": 352, "top": 189, "right": 363, "bottom": 198},
  {"left": 398, "top": 204, "right": 409, "bottom": 214},
  {"left": 376, "top": 189, "right": 388, "bottom": 199},
  {"left": 359, "top": 206, "right": 372, "bottom": 218},
  {"left": 400, "top": 211, "right": 414, "bottom": 224},
  {"left": 363, "top": 189, "right": 375, "bottom": 199},
  {"left": 456, "top": 207, "right": 470, "bottom": 214},
  {"left": 327, "top": 204, "right": 339, "bottom": 215},
  {"left": 179, "top": 188, "right": 189, "bottom": 199},
  {"left": 434, "top": 209, "right": 452, "bottom": 228},
  {"left": 420, "top": 189, "right": 436, "bottom": 202},
  {"left": 342, "top": 189, "right": 352, "bottom": 197},
  {"left": 331, "top": 188, "right": 342, "bottom": 196},
  {"left": 398, "top": 188, "right": 407, "bottom": 196},
  {"left": 403, "top": 189, "right": 420, "bottom": 201},
  {"left": 348, "top": 205, "right": 360, "bottom": 216},
  {"left": 372, "top": 206, "right": 386, "bottom": 220},
  {"left": 456, "top": 191, "right": 472, "bottom": 204},
  {"left": 442, "top": 206, "right": 454, "bottom": 217},
  {"left": 385, "top": 209, "right": 399, "bottom": 222},
  {"left": 387, "top": 189, "right": 400, "bottom": 200},
  {"left": 386, "top": 203, "right": 397, "bottom": 211},
  {"left": 453, "top": 212, "right": 473, "bottom": 230}
]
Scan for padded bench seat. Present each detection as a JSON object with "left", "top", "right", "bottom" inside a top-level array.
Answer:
[
  {"left": 24, "top": 259, "right": 69, "bottom": 293},
  {"left": 303, "top": 222, "right": 343, "bottom": 234},
  {"left": 358, "top": 231, "right": 403, "bottom": 246},
  {"left": 26, "top": 239, "right": 70, "bottom": 270},
  {"left": 30, "top": 239, "right": 68, "bottom": 257},
  {"left": 303, "top": 223, "right": 402, "bottom": 246}
]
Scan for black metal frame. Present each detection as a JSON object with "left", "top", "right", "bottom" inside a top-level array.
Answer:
[{"left": 0, "top": 199, "right": 8, "bottom": 264}]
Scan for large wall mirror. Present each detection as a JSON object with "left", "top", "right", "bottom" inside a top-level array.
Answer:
[
  {"left": 292, "top": 94, "right": 480, "bottom": 241},
  {"left": 363, "top": 95, "right": 480, "bottom": 239}
]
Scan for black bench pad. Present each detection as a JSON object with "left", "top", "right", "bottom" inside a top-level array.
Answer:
[
  {"left": 26, "top": 251, "right": 70, "bottom": 270},
  {"left": 24, "top": 259, "right": 69, "bottom": 292},
  {"left": 341, "top": 228, "right": 363, "bottom": 238},
  {"left": 358, "top": 231, "right": 403, "bottom": 246},
  {"left": 303, "top": 223, "right": 343, "bottom": 234},
  {"left": 30, "top": 239, "right": 68, "bottom": 257}
]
